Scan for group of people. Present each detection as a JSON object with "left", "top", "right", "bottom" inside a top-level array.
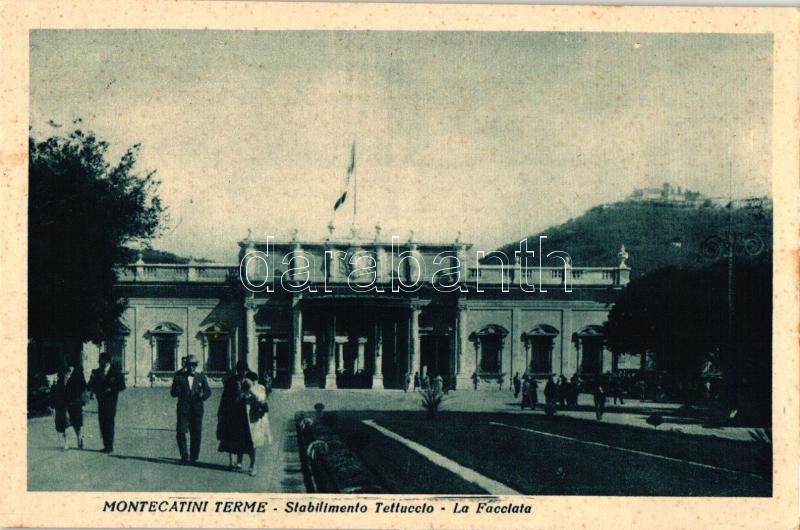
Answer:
[
  {"left": 215, "top": 360, "right": 272, "bottom": 476},
  {"left": 166, "top": 355, "right": 272, "bottom": 475},
  {"left": 49, "top": 353, "right": 270, "bottom": 475},
  {"left": 51, "top": 352, "right": 126, "bottom": 452},
  {"left": 511, "top": 372, "right": 626, "bottom": 420},
  {"left": 406, "top": 371, "right": 447, "bottom": 393},
  {"left": 513, "top": 373, "right": 582, "bottom": 411}
]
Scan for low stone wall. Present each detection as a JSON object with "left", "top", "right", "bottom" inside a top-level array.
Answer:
[{"left": 295, "top": 411, "right": 385, "bottom": 494}]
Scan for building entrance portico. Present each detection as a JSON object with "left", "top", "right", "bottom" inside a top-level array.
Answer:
[{"left": 296, "top": 296, "right": 418, "bottom": 389}]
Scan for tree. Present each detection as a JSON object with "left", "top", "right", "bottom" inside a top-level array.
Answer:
[
  {"left": 28, "top": 126, "right": 166, "bottom": 372},
  {"left": 604, "top": 259, "right": 771, "bottom": 417}
]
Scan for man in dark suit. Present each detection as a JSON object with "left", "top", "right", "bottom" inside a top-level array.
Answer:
[
  {"left": 88, "top": 352, "right": 126, "bottom": 453},
  {"left": 170, "top": 354, "right": 212, "bottom": 464}
]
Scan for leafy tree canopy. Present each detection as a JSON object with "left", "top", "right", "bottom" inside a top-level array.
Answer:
[
  {"left": 29, "top": 125, "right": 166, "bottom": 343},
  {"left": 604, "top": 258, "right": 771, "bottom": 408}
]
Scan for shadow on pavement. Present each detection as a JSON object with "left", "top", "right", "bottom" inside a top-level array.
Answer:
[{"left": 109, "top": 454, "right": 233, "bottom": 472}]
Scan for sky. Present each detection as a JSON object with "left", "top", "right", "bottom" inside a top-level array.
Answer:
[{"left": 29, "top": 30, "right": 772, "bottom": 262}]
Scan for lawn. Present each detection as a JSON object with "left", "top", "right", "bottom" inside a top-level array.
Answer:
[{"left": 329, "top": 410, "right": 771, "bottom": 496}]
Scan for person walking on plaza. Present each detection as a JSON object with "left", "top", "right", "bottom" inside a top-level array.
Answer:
[
  {"left": 558, "top": 375, "right": 569, "bottom": 408},
  {"left": 217, "top": 360, "right": 253, "bottom": 471},
  {"left": 88, "top": 352, "right": 125, "bottom": 453},
  {"left": 594, "top": 378, "right": 607, "bottom": 420},
  {"left": 51, "top": 362, "right": 87, "bottom": 451},
  {"left": 403, "top": 372, "right": 411, "bottom": 393},
  {"left": 520, "top": 376, "right": 531, "bottom": 410},
  {"left": 610, "top": 372, "right": 625, "bottom": 405},
  {"left": 413, "top": 371, "right": 420, "bottom": 392},
  {"left": 171, "top": 354, "right": 212, "bottom": 464},
  {"left": 434, "top": 373, "right": 444, "bottom": 394},
  {"left": 544, "top": 375, "right": 558, "bottom": 406},
  {"left": 530, "top": 376, "right": 539, "bottom": 406},
  {"left": 242, "top": 372, "right": 270, "bottom": 476},
  {"left": 261, "top": 371, "right": 273, "bottom": 397},
  {"left": 512, "top": 372, "right": 521, "bottom": 399},
  {"left": 568, "top": 374, "right": 580, "bottom": 408}
]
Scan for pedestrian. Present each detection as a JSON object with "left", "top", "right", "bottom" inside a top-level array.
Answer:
[
  {"left": 261, "top": 370, "right": 272, "bottom": 396},
  {"left": 51, "top": 362, "right": 87, "bottom": 451},
  {"left": 217, "top": 360, "right": 253, "bottom": 471},
  {"left": 569, "top": 374, "right": 580, "bottom": 408},
  {"left": 512, "top": 372, "right": 521, "bottom": 399},
  {"left": 413, "top": 371, "right": 420, "bottom": 391},
  {"left": 471, "top": 371, "right": 479, "bottom": 390},
  {"left": 403, "top": 372, "right": 411, "bottom": 393},
  {"left": 434, "top": 374, "right": 444, "bottom": 393},
  {"left": 530, "top": 376, "right": 539, "bottom": 406},
  {"left": 242, "top": 372, "right": 270, "bottom": 476},
  {"left": 520, "top": 376, "right": 531, "bottom": 410},
  {"left": 558, "top": 375, "right": 568, "bottom": 408},
  {"left": 594, "top": 379, "right": 607, "bottom": 420},
  {"left": 87, "top": 352, "right": 125, "bottom": 453},
  {"left": 544, "top": 374, "right": 558, "bottom": 407},
  {"left": 170, "top": 354, "right": 212, "bottom": 464},
  {"left": 611, "top": 373, "right": 625, "bottom": 405}
]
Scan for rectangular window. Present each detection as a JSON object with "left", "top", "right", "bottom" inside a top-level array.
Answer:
[
  {"left": 155, "top": 337, "right": 177, "bottom": 371},
  {"left": 581, "top": 337, "right": 604, "bottom": 374},
  {"left": 207, "top": 337, "right": 229, "bottom": 372},
  {"left": 479, "top": 335, "right": 502, "bottom": 373},
  {"left": 530, "top": 337, "right": 553, "bottom": 374}
]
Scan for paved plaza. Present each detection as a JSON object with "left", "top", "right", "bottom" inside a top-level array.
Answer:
[{"left": 28, "top": 387, "right": 761, "bottom": 492}]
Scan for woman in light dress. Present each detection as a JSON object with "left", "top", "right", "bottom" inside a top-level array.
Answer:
[{"left": 242, "top": 372, "right": 271, "bottom": 476}]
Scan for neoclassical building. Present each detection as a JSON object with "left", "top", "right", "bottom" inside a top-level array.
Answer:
[{"left": 81, "top": 230, "right": 633, "bottom": 389}]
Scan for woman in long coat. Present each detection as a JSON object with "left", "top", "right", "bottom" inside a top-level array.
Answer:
[
  {"left": 52, "top": 363, "right": 86, "bottom": 450},
  {"left": 217, "top": 361, "right": 253, "bottom": 470},
  {"left": 242, "top": 373, "right": 271, "bottom": 476}
]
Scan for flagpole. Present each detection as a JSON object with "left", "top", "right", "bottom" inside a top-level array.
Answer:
[{"left": 352, "top": 141, "right": 357, "bottom": 228}]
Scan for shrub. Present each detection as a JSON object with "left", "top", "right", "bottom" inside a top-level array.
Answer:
[{"left": 420, "top": 387, "right": 445, "bottom": 419}]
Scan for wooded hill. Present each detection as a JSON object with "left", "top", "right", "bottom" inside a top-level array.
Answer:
[{"left": 492, "top": 198, "right": 772, "bottom": 279}]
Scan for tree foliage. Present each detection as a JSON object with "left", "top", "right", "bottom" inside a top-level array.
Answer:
[
  {"left": 29, "top": 126, "right": 166, "bottom": 344},
  {"left": 605, "top": 257, "right": 771, "bottom": 410}
]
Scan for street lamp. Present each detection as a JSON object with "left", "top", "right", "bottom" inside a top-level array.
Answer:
[{"left": 699, "top": 196, "right": 768, "bottom": 415}]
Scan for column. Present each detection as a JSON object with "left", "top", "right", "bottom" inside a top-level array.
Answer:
[
  {"left": 271, "top": 340, "right": 279, "bottom": 378},
  {"left": 245, "top": 297, "right": 258, "bottom": 373},
  {"left": 523, "top": 337, "right": 531, "bottom": 375},
  {"left": 375, "top": 245, "right": 387, "bottom": 284},
  {"left": 562, "top": 308, "right": 573, "bottom": 375},
  {"left": 289, "top": 295, "right": 304, "bottom": 389},
  {"left": 335, "top": 339, "right": 346, "bottom": 374},
  {"left": 324, "top": 315, "right": 337, "bottom": 389},
  {"left": 373, "top": 320, "right": 384, "bottom": 389},
  {"left": 409, "top": 306, "right": 421, "bottom": 378},
  {"left": 356, "top": 337, "right": 367, "bottom": 372},
  {"left": 455, "top": 302, "right": 471, "bottom": 390}
]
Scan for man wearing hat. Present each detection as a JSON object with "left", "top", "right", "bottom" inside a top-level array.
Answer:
[{"left": 170, "top": 354, "right": 212, "bottom": 463}]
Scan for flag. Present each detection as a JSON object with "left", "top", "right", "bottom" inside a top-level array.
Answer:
[{"left": 334, "top": 141, "right": 356, "bottom": 211}]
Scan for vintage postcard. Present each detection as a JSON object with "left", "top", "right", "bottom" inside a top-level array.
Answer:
[{"left": 0, "top": 1, "right": 798, "bottom": 529}]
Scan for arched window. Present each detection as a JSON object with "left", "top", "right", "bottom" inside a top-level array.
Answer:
[
  {"left": 470, "top": 325, "right": 509, "bottom": 374},
  {"left": 199, "top": 322, "right": 230, "bottom": 373},
  {"left": 147, "top": 322, "right": 183, "bottom": 373},
  {"left": 573, "top": 325, "right": 605, "bottom": 374},
  {"left": 522, "top": 324, "right": 559, "bottom": 375}
]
